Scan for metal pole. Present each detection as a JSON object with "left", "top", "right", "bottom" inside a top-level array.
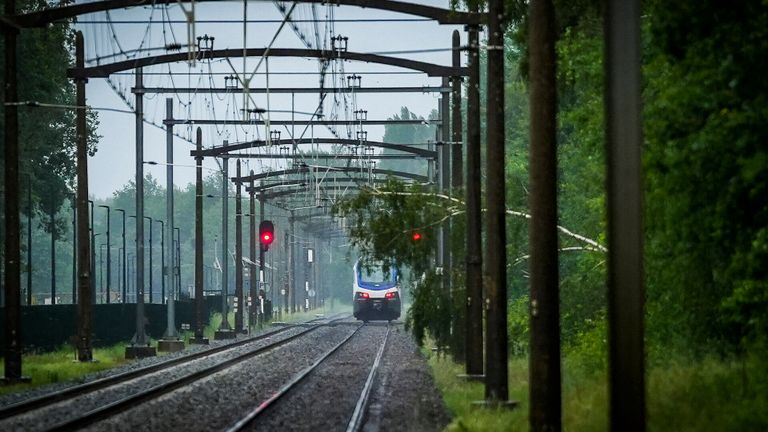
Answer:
[
  {"left": 99, "top": 205, "right": 111, "bottom": 303},
  {"left": 258, "top": 191, "right": 265, "bottom": 317},
  {"left": 193, "top": 128, "right": 207, "bottom": 343},
  {"left": 451, "top": 29, "right": 465, "bottom": 361},
  {"left": 145, "top": 216, "right": 153, "bottom": 303},
  {"left": 249, "top": 173, "right": 257, "bottom": 327},
  {"left": 164, "top": 97, "right": 179, "bottom": 340},
  {"left": 116, "top": 209, "right": 126, "bottom": 303},
  {"left": 27, "top": 177, "right": 32, "bottom": 306},
  {"left": 219, "top": 153, "right": 232, "bottom": 331},
  {"left": 288, "top": 213, "right": 295, "bottom": 313},
  {"left": 89, "top": 200, "right": 95, "bottom": 303},
  {"left": 50, "top": 211, "right": 60, "bottom": 304},
  {"left": 529, "top": 0, "right": 561, "bottom": 426},
  {"left": 235, "top": 159, "right": 244, "bottom": 332},
  {"left": 3, "top": 0, "right": 25, "bottom": 381},
  {"left": 464, "top": 18, "right": 483, "bottom": 377},
  {"left": 452, "top": 30, "right": 464, "bottom": 188},
  {"left": 99, "top": 244, "right": 105, "bottom": 301},
  {"left": 440, "top": 78, "right": 452, "bottom": 349},
  {"left": 605, "top": 0, "right": 645, "bottom": 429},
  {"left": 176, "top": 227, "right": 181, "bottom": 298},
  {"left": 159, "top": 220, "right": 165, "bottom": 303},
  {"left": 72, "top": 199, "right": 77, "bottom": 304},
  {"left": 74, "top": 31, "right": 93, "bottom": 362},
  {"left": 129, "top": 67, "right": 152, "bottom": 355},
  {"left": 484, "top": 0, "right": 509, "bottom": 404}
]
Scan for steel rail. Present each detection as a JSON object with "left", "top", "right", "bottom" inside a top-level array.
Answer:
[
  {"left": 0, "top": 314, "right": 344, "bottom": 422},
  {"left": 46, "top": 316, "right": 348, "bottom": 431},
  {"left": 225, "top": 323, "right": 365, "bottom": 432},
  {"left": 346, "top": 324, "right": 391, "bottom": 432}
]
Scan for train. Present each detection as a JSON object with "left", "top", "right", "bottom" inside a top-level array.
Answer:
[{"left": 352, "top": 260, "right": 401, "bottom": 322}]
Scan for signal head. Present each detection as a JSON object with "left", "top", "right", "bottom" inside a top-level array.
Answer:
[{"left": 259, "top": 220, "right": 275, "bottom": 250}]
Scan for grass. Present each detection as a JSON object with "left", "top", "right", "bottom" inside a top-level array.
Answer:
[
  {"left": 429, "top": 350, "right": 768, "bottom": 431},
  {"left": 0, "top": 344, "right": 130, "bottom": 396},
  {"left": 429, "top": 354, "right": 528, "bottom": 431}
]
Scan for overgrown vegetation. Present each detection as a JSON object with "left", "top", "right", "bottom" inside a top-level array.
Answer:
[
  {"left": 334, "top": 0, "right": 768, "bottom": 428},
  {"left": 0, "top": 0, "right": 100, "bottom": 281},
  {"left": 0, "top": 344, "right": 129, "bottom": 396}
]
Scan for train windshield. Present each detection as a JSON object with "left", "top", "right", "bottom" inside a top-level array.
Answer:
[{"left": 356, "top": 262, "right": 398, "bottom": 290}]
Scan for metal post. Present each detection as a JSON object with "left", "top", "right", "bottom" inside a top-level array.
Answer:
[
  {"left": 145, "top": 216, "right": 153, "bottom": 303},
  {"left": 529, "top": 0, "right": 561, "bottom": 426},
  {"left": 116, "top": 209, "right": 126, "bottom": 303},
  {"left": 99, "top": 244, "right": 105, "bottom": 301},
  {"left": 72, "top": 199, "right": 77, "bottom": 304},
  {"left": 192, "top": 128, "right": 208, "bottom": 344},
  {"left": 484, "top": 0, "right": 510, "bottom": 405},
  {"left": 216, "top": 151, "right": 234, "bottom": 337},
  {"left": 234, "top": 159, "right": 244, "bottom": 332},
  {"left": 74, "top": 31, "right": 93, "bottom": 363},
  {"left": 288, "top": 213, "right": 295, "bottom": 313},
  {"left": 452, "top": 30, "right": 464, "bottom": 188},
  {"left": 249, "top": 173, "right": 257, "bottom": 327},
  {"left": 159, "top": 220, "right": 165, "bottom": 303},
  {"left": 98, "top": 205, "right": 111, "bottom": 303},
  {"left": 605, "top": 0, "right": 645, "bottom": 430},
  {"left": 464, "top": 18, "right": 484, "bottom": 377},
  {"left": 126, "top": 67, "right": 154, "bottom": 358},
  {"left": 89, "top": 200, "right": 95, "bottom": 303},
  {"left": 2, "top": 0, "right": 26, "bottom": 382},
  {"left": 258, "top": 192, "right": 266, "bottom": 317},
  {"left": 440, "top": 78, "right": 452, "bottom": 349},
  {"left": 162, "top": 97, "right": 182, "bottom": 344},
  {"left": 173, "top": 227, "right": 181, "bottom": 297},
  {"left": 27, "top": 177, "right": 33, "bottom": 306}
]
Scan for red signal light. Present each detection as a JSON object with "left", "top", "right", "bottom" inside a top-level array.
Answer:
[
  {"left": 412, "top": 231, "right": 422, "bottom": 241},
  {"left": 259, "top": 220, "right": 275, "bottom": 250}
]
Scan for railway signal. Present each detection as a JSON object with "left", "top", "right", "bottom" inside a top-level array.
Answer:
[
  {"left": 411, "top": 231, "right": 422, "bottom": 242},
  {"left": 259, "top": 220, "right": 275, "bottom": 251}
]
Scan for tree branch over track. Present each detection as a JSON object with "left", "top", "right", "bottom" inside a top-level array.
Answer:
[{"left": 362, "top": 187, "right": 608, "bottom": 253}]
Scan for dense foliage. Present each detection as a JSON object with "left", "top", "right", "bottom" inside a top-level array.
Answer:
[
  {"left": 337, "top": 0, "right": 768, "bottom": 395},
  {"left": 0, "top": 0, "right": 99, "bottom": 270}
]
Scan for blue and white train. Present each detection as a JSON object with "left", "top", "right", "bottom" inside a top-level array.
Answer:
[{"left": 352, "top": 260, "right": 401, "bottom": 321}]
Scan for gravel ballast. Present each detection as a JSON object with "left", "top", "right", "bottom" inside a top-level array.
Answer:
[{"left": 1, "top": 316, "right": 452, "bottom": 432}]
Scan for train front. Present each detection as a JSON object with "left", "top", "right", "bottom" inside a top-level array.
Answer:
[{"left": 353, "top": 262, "right": 401, "bottom": 321}]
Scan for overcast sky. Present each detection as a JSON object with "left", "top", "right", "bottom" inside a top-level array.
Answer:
[{"left": 73, "top": 0, "right": 481, "bottom": 199}]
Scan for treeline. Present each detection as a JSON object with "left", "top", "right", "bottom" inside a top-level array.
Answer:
[
  {"left": 21, "top": 172, "right": 354, "bottom": 307},
  {"left": 335, "top": 0, "right": 768, "bottom": 409}
]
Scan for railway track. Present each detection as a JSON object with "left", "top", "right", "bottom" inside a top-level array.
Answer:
[
  {"left": 226, "top": 322, "right": 392, "bottom": 432},
  {"left": 0, "top": 314, "right": 347, "bottom": 431}
]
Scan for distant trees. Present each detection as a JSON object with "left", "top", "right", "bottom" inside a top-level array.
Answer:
[{"left": 0, "top": 0, "right": 99, "bottom": 273}]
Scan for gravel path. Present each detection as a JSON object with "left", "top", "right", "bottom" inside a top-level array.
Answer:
[
  {"left": 81, "top": 323, "right": 359, "bottom": 432},
  {"left": 362, "top": 324, "right": 451, "bottom": 432},
  {"left": 249, "top": 323, "right": 388, "bottom": 431}
]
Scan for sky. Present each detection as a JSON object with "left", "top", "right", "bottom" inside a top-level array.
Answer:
[{"left": 72, "top": 0, "right": 482, "bottom": 200}]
